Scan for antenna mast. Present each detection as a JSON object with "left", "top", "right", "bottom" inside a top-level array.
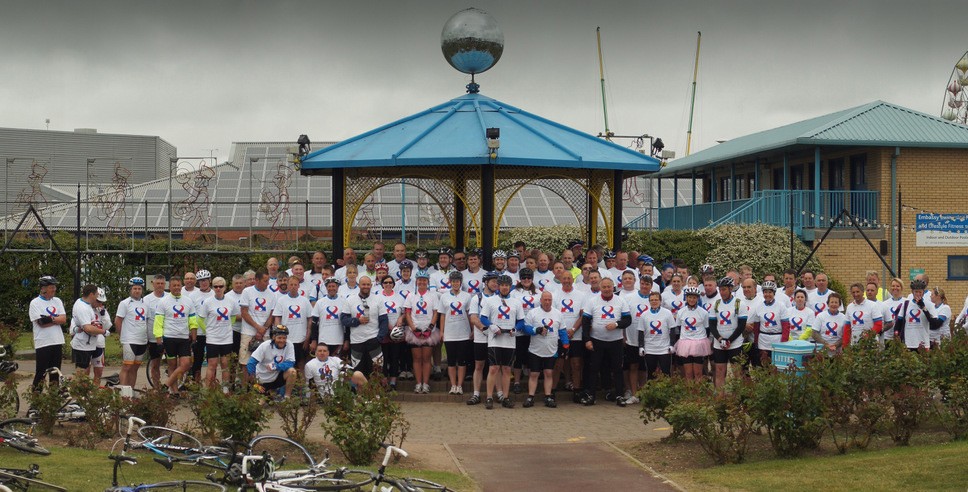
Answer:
[
  {"left": 597, "top": 27, "right": 612, "bottom": 140},
  {"left": 685, "top": 31, "right": 701, "bottom": 156}
]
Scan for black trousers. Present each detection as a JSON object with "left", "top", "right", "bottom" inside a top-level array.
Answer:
[
  {"left": 191, "top": 335, "right": 207, "bottom": 377},
  {"left": 587, "top": 339, "right": 624, "bottom": 396},
  {"left": 32, "top": 344, "right": 63, "bottom": 390}
]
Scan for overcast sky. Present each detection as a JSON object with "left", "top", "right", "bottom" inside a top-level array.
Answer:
[{"left": 1, "top": 0, "right": 965, "bottom": 163}]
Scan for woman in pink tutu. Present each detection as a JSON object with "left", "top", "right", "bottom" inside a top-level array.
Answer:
[
  {"left": 404, "top": 272, "right": 441, "bottom": 393},
  {"left": 675, "top": 286, "right": 712, "bottom": 381}
]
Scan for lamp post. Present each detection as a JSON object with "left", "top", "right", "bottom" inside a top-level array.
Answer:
[
  {"left": 249, "top": 157, "right": 257, "bottom": 249},
  {"left": 86, "top": 158, "right": 96, "bottom": 244},
  {"left": 4, "top": 158, "right": 13, "bottom": 242}
]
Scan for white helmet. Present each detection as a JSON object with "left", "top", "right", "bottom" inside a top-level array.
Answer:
[
  {"left": 196, "top": 269, "right": 212, "bottom": 280},
  {"left": 390, "top": 326, "right": 406, "bottom": 341}
]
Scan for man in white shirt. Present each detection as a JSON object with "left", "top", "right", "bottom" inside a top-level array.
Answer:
[
  {"left": 115, "top": 277, "right": 149, "bottom": 387},
  {"left": 305, "top": 344, "right": 367, "bottom": 399},
  {"left": 340, "top": 276, "right": 388, "bottom": 375},
  {"left": 246, "top": 326, "right": 297, "bottom": 400},
  {"left": 29, "top": 275, "right": 67, "bottom": 390},
  {"left": 386, "top": 242, "right": 408, "bottom": 280},
  {"left": 70, "top": 284, "right": 105, "bottom": 378},
  {"left": 239, "top": 270, "right": 277, "bottom": 372},
  {"left": 479, "top": 275, "right": 524, "bottom": 409},
  {"left": 152, "top": 275, "right": 199, "bottom": 394},
  {"left": 580, "top": 278, "right": 632, "bottom": 407},
  {"left": 197, "top": 276, "right": 240, "bottom": 387}
]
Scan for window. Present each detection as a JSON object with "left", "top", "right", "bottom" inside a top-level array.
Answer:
[
  {"left": 828, "top": 158, "right": 844, "bottom": 190},
  {"left": 949, "top": 256, "right": 968, "bottom": 280},
  {"left": 719, "top": 177, "right": 732, "bottom": 201},
  {"left": 850, "top": 154, "right": 867, "bottom": 190},
  {"left": 772, "top": 167, "right": 784, "bottom": 190}
]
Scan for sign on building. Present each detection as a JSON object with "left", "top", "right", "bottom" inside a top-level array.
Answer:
[{"left": 916, "top": 213, "right": 968, "bottom": 247}]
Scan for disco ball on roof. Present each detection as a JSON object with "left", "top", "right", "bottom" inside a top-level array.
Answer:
[{"left": 441, "top": 8, "right": 504, "bottom": 75}]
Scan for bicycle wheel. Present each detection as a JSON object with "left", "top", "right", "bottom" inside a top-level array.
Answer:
[
  {"left": 117, "top": 481, "right": 226, "bottom": 491},
  {"left": 402, "top": 477, "right": 452, "bottom": 491},
  {"left": 0, "top": 419, "right": 50, "bottom": 456},
  {"left": 137, "top": 426, "right": 204, "bottom": 453},
  {"left": 145, "top": 359, "right": 155, "bottom": 388},
  {"left": 246, "top": 436, "right": 316, "bottom": 473},
  {"left": 277, "top": 471, "right": 375, "bottom": 491}
]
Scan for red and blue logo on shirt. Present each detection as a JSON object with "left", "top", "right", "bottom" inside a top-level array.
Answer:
[
  {"left": 600, "top": 306, "right": 616, "bottom": 319},
  {"left": 449, "top": 301, "right": 463, "bottom": 316},
  {"left": 134, "top": 307, "right": 146, "bottom": 321},
  {"left": 288, "top": 305, "right": 301, "bottom": 319},
  {"left": 172, "top": 305, "right": 186, "bottom": 318},
  {"left": 649, "top": 320, "right": 663, "bottom": 335},
  {"left": 560, "top": 299, "right": 575, "bottom": 313}
]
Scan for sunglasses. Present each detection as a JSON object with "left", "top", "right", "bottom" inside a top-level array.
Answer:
[{"left": 213, "top": 285, "right": 226, "bottom": 288}]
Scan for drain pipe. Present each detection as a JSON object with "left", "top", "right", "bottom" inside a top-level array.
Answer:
[{"left": 890, "top": 147, "right": 899, "bottom": 273}]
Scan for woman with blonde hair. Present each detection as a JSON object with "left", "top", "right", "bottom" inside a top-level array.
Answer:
[{"left": 929, "top": 286, "right": 951, "bottom": 348}]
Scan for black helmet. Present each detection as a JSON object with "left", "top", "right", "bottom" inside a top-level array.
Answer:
[
  {"left": 483, "top": 270, "right": 500, "bottom": 282},
  {"left": 518, "top": 268, "right": 534, "bottom": 279},
  {"left": 497, "top": 275, "right": 513, "bottom": 285},
  {"left": 910, "top": 279, "right": 927, "bottom": 291},
  {"left": 39, "top": 275, "right": 58, "bottom": 287},
  {"left": 270, "top": 325, "right": 289, "bottom": 337},
  {"left": 717, "top": 276, "right": 734, "bottom": 288}
]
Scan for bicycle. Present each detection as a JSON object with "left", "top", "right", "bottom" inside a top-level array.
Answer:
[
  {"left": 0, "top": 418, "right": 50, "bottom": 456},
  {"left": 0, "top": 464, "right": 66, "bottom": 492},
  {"left": 122, "top": 417, "right": 234, "bottom": 472},
  {"left": 108, "top": 416, "right": 227, "bottom": 492},
  {"left": 274, "top": 444, "right": 451, "bottom": 492},
  {"left": 25, "top": 368, "right": 86, "bottom": 423},
  {"left": 0, "top": 345, "right": 19, "bottom": 417}
]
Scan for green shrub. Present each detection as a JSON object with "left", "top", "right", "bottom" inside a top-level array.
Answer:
[
  {"left": 625, "top": 229, "right": 713, "bottom": 270},
  {"left": 936, "top": 375, "right": 968, "bottom": 440},
  {"left": 321, "top": 372, "right": 409, "bottom": 466},
  {"left": 748, "top": 366, "right": 825, "bottom": 457},
  {"left": 123, "top": 384, "right": 177, "bottom": 428},
  {"left": 663, "top": 377, "right": 755, "bottom": 464},
  {"left": 637, "top": 374, "right": 689, "bottom": 438},
  {"left": 0, "top": 377, "right": 19, "bottom": 420},
  {"left": 275, "top": 376, "right": 320, "bottom": 443},
  {"left": 188, "top": 383, "right": 270, "bottom": 442},
  {"left": 24, "top": 382, "right": 68, "bottom": 435},
  {"left": 704, "top": 224, "right": 823, "bottom": 278},
  {"left": 68, "top": 373, "right": 127, "bottom": 439}
]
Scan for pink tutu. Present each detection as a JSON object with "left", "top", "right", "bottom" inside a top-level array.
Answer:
[
  {"left": 675, "top": 337, "right": 712, "bottom": 357},
  {"left": 405, "top": 327, "right": 441, "bottom": 346}
]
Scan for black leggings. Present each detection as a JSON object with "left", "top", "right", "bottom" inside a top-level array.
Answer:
[
  {"left": 32, "top": 344, "right": 63, "bottom": 390},
  {"left": 191, "top": 335, "right": 207, "bottom": 377},
  {"left": 587, "top": 339, "right": 624, "bottom": 396},
  {"left": 643, "top": 353, "right": 671, "bottom": 379},
  {"left": 382, "top": 342, "right": 404, "bottom": 378}
]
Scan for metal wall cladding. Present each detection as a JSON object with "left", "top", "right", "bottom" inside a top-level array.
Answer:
[{"left": 0, "top": 127, "right": 176, "bottom": 207}]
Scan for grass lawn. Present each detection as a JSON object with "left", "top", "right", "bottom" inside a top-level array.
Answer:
[
  {"left": 1, "top": 445, "right": 476, "bottom": 491},
  {"left": 670, "top": 440, "right": 968, "bottom": 492},
  {"left": 14, "top": 331, "right": 127, "bottom": 365}
]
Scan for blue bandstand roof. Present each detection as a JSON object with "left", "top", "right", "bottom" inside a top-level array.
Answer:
[{"left": 300, "top": 93, "right": 660, "bottom": 175}]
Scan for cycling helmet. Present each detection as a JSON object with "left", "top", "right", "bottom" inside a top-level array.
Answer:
[
  {"left": 324, "top": 277, "right": 341, "bottom": 286},
  {"left": 375, "top": 263, "right": 389, "bottom": 272},
  {"left": 717, "top": 276, "right": 734, "bottom": 288},
  {"left": 438, "top": 247, "right": 453, "bottom": 258},
  {"left": 683, "top": 286, "right": 702, "bottom": 297},
  {"left": 761, "top": 280, "right": 778, "bottom": 292},
  {"left": 96, "top": 288, "right": 107, "bottom": 303},
  {"left": 603, "top": 250, "right": 617, "bottom": 260},
  {"left": 415, "top": 271, "right": 431, "bottom": 280},
  {"left": 196, "top": 269, "right": 211, "bottom": 280},
  {"left": 38, "top": 275, "right": 58, "bottom": 287},
  {"left": 497, "top": 275, "right": 513, "bottom": 285},
  {"left": 390, "top": 325, "right": 406, "bottom": 341},
  {"left": 415, "top": 249, "right": 429, "bottom": 259},
  {"left": 518, "top": 268, "right": 534, "bottom": 279},
  {"left": 492, "top": 249, "right": 507, "bottom": 259},
  {"left": 399, "top": 260, "right": 414, "bottom": 271},
  {"left": 270, "top": 325, "right": 289, "bottom": 337},
  {"left": 637, "top": 255, "right": 654, "bottom": 265},
  {"left": 129, "top": 277, "right": 146, "bottom": 286},
  {"left": 910, "top": 279, "right": 927, "bottom": 290},
  {"left": 508, "top": 250, "right": 521, "bottom": 259},
  {"left": 448, "top": 270, "right": 464, "bottom": 281},
  {"left": 639, "top": 274, "right": 653, "bottom": 282},
  {"left": 482, "top": 270, "right": 500, "bottom": 282},
  {"left": 700, "top": 264, "right": 715, "bottom": 275}
]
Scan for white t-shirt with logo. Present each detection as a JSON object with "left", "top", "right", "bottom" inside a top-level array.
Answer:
[
  {"left": 468, "top": 291, "right": 494, "bottom": 344},
  {"left": 312, "top": 295, "right": 345, "bottom": 346},
  {"left": 438, "top": 290, "right": 472, "bottom": 342},
  {"left": 462, "top": 269, "right": 486, "bottom": 295},
  {"left": 143, "top": 292, "right": 171, "bottom": 342},
  {"left": 814, "top": 309, "right": 849, "bottom": 346},
  {"left": 154, "top": 295, "right": 198, "bottom": 339},
  {"left": 712, "top": 296, "right": 743, "bottom": 350},
  {"left": 250, "top": 340, "right": 295, "bottom": 384},
  {"left": 622, "top": 291, "right": 652, "bottom": 345},
  {"left": 533, "top": 270, "right": 556, "bottom": 293},
  {"left": 116, "top": 297, "right": 149, "bottom": 345},
  {"left": 29, "top": 295, "right": 66, "bottom": 349},
  {"left": 480, "top": 294, "right": 522, "bottom": 349},
  {"left": 375, "top": 290, "right": 404, "bottom": 328},
  {"left": 676, "top": 305, "right": 710, "bottom": 341},
  {"left": 197, "top": 295, "right": 240, "bottom": 346},
  {"left": 553, "top": 288, "right": 587, "bottom": 341},
  {"left": 305, "top": 356, "right": 347, "bottom": 397},
  {"left": 845, "top": 299, "right": 882, "bottom": 344},
  {"left": 524, "top": 307, "right": 563, "bottom": 358},
  {"left": 785, "top": 306, "right": 815, "bottom": 341},
  {"left": 272, "top": 293, "right": 313, "bottom": 344},
  {"left": 404, "top": 290, "right": 439, "bottom": 331},
  {"left": 240, "top": 286, "right": 277, "bottom": 336},
  {"left": 638, "top": 307, "right": 675, "bottom": 355},
  {"left": 582, "top": 293, "right": 629, "bottom": 343},
  {"left": 749, "top": 299, "right": 788, "bottom": 350},
  {"left": 343, "top": 294, "right": 386, "bottom": 344},
  {"left": 69, "top": 299, "right": 99, "bottom": 351},
  {"left": 661, "top": 289, "right": 685, "bottom": 318}
]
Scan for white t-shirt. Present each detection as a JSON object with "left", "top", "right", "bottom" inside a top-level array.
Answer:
[
  {"left": 638, "top": 307, "right": 675, "bottom": 355},
  {"left": 661, "top": 289, "right": 685, "bottom": 318},
  {"left": 899, "top": 299, "right": 934, "bottom": 349},
  {"left": 512, "top": 289, "right": 540, "bottom": 337},
  {"left": 305, "top": 356, "right": 347, "bottom": 397},
  {"left": 845, "top": 299, "right": 883, "bottom": 344},
  {"left": 69, "top": 299, "right": 99, "bottom": 351},
  {"left": 225, "top": 290, "right": 244, "bottom": 333},
  {"left": 430, "top": 271, "right": 455, "bottom": 293},
  {"left": 699, "top": 292, "right": 721, "bottom": 314},
  {"left": 272, "top": 293, "right": 313, "bottom": 344},
  {"left": 338, "top": 283, "right": 360, "bottom": 299},
  {"left": 930, "top": 303, "right": 952, "bottom": 342},
  {"left": 582, "top": 293, "right": 629, "bottom": 342},
  {"left": 553, "top": 288, "right": 587, "bottom": 341},
  {"left": 143, "top": 291, "right": 171, "bottom": 342},
  {"left": 676, "top": 305, "right": 710, "bottom": 341},
  {"left": 881, "top": 296, "right": 907, "bottom": 341},
  {"left": 267, "top": 277, "right": 282, "bottom": 295},
  {"left": 375, "top": 290, "right": 404, "bottom": 328},
  {"left": 814, "top": 309, "right": 849, "bottom": 346},
  {"left": 404, "top": 289, "right": 439, "bottom": 331},
  {"left": 462, "top": 269, "right": 486, "bottom": 295},
  {"left": 469, "top": 291, "right": 495, "bottom": 344},
  {"left": 481, "top": 294, "right": 522, "bottom": 349},
  {"left": 392, "top": 280, "right": 415, "bottom": 303},
  {"left": 250, "top": 340, "right": 295, "bottom": 384},
  {"left": 344, "top": 294, "right": 386, "bottom": 344},
  {"left": 785, "top": 306, "right": 815, "bottom": 341},
  {"left": 438, "top": 290, "right": 472, "bottom": 342},
  {"left": 293, "top": 279, "right": 318, "bottom": 303},
  {"left": 712, "top": 296, "right": 743, "bottom": 350},
  {"left": 197, "top": 295, "right": 240, "bottom": 346},
  {"left": 524, "top": 307, "right": 563, "bottom": 358},
  {"left": 94, "top": 306, "right": 113, "bottom": 349},
  {"left": 154, "top": 295, "right": 198, "bottom": 339},
  {"left": 749, "top": 299, "right": 788, "bottom": 350},
  {"left": 808, "top": 289, "right": 837, "bottom": 315},
  {"left": 622, "top": 291, "right": 652, "bottom": 345},
  {"left": 239, "top": 286, "right": 277, "bottom": 336},
  {"left": 29, "top": 295, "right": 66, "bottom": 349},
  {"left": 116, "top": 297, "right": 149, "bottom": 345},
  {"left": 312, "top": 295, "right": 345, "bottom": 346},
  {"left": 607, "top": 267, "right": 637, "bottom": 287},
  {"left": 532, "top": 270, "right": 556, "bottom": 293}
]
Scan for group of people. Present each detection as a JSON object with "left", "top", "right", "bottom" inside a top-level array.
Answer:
[{"left": 27, "top": 239, "right": 967, "bottom": 407}]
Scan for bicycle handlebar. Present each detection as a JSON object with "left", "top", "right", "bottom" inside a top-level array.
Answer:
[
  {"left": 108, "top": 454, "right": 138, "bottom": 465},
  {"left": 379, "top": 443, "right": 408, "bottom": 469},
  {"left": 126, "top": 416, "right": 146, "bottom": 437}
]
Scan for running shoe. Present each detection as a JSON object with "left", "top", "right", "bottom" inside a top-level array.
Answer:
[
  {"left": 467, "top": 394, "right": 481, "bottom": 405},
  {"left": 544, "top": 396, "right": 557, "bottom": 408},
  {"left": 502, "top": 397, "right": 515, "bottom": 409},
  {"left": 523, "top": 396, "right": 535, "bottom": 408},
  {"left": 485, "top": 397, "right": 494, "bottom": 410}
]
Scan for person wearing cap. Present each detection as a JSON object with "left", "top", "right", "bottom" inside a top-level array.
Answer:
[
  {"left": 90, "top": 287, "right": 113, "bottom": 382},
  {"left": 247, "top": 325, "right": 297, "bottom": 400},
  {"left": 466, "top": 271, "right": 499, "bottom": 405},
  {"left": 386, "top": 242, "right": 408, "bottom": 281},
  {"left": 579, "top": 278, "right": 632, "bottom": 406},
  {"left": 506, "top": 250, "right": 522, "bottom": 280},
  {"left": 70, "top": 284, "right": 106, "bottom": 378},
  {"left": 189, "top": 269, "right": 215, "bottom": 382},
  {"left": 479, "top": 274, "right": 524, "bottom": 409},
  {"left": 404, "top": 271, "right": 440, "bottom": 393},
  {"left": 747, "top": 280, "right": 790, "bottom": 366},
  {"left": 510, "top": 268, "right": 539, "bottom": 394},
  {"left": 115, "top": 277, "right": 149, "bottom": 387},
  {"left": 492, "top": 250, "right": 509, "bottom": 276},
  {"left": 29, "top": 275, "right": 68, "bottom": 390},
  {"left": 375, "top": 272, "right": 404, "bottom": 390},
  {"left": 438, "top": 270, "right": 471, "bottom": 395},
  {"left": 674, "top": 286, "right": 713, "bottom": 382},
  {"left": 636, "top": 255, "right": 657, "bottom": 282},
  {"left": 521, "top": 290, "right": 569, "bottom": 408},
  {"left": 568, "top": 239, "right": 585, "bottom": 267},
  {"left": 710, "top": 277, "right": 746, "bottom": 388},
  {"left": 620, "top": 274, "right": 654, "bottom": 403},
  {"left": 311, "top": 277, "right": 348, "bottom": 357}
]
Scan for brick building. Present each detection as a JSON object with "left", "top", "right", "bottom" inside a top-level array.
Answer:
[{"left": 644, "top": 101, "right": 968, "bottom": 314}]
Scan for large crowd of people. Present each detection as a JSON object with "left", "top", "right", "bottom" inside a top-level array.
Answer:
[{"left": 26, "top": 239, "right": 968, "bottom": 408}]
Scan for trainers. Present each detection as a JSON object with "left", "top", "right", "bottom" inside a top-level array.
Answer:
[
  {"left": 423, "top": 383, "right": 431, "bottom": 394},
  {"left": 512, "top": 382, "right": 522, "bottom": 394},
  {"left": 523, "top": 396, "right": 535, "bottom": 408},
  {"left": 502, "top": 397, "right": 515, "bottom": 409},
  {"left": 496, "top": 394, "right": 505, "bottom": 403},
  {"left": 456, "top": 385, "right": 464, "bottom": 395},
  {"left": 565, "top": 381, "right": 574, "bottom": 391},
  {"left": 572, "top": 391, "right": 584, "bottom": 404},
  {"left": 616, "top": 396, "right": 628, "bottom": 407},
  {"left": 414, "top": 384, "right": 422, "bottom": 394},
  {"left": 467, "top": 394, "right": 481, "bottom": 405},
  {"left": 625, "top": 395, "right": 640, "bottom": 405},
  {"left": 580, "top": 393, "right": 596, "bottom": 406},
  {"left": 485, "top": 397, "right": 494, "bottom": 410},
  {"left": 623, "top": 390, "right": 633, "bottom": 400},
  {"left": 544, "top": 396, "right": 557, "bottom": 408},
  {"left": 448, "top": 385, "right": 457, "bottom": 395}
]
